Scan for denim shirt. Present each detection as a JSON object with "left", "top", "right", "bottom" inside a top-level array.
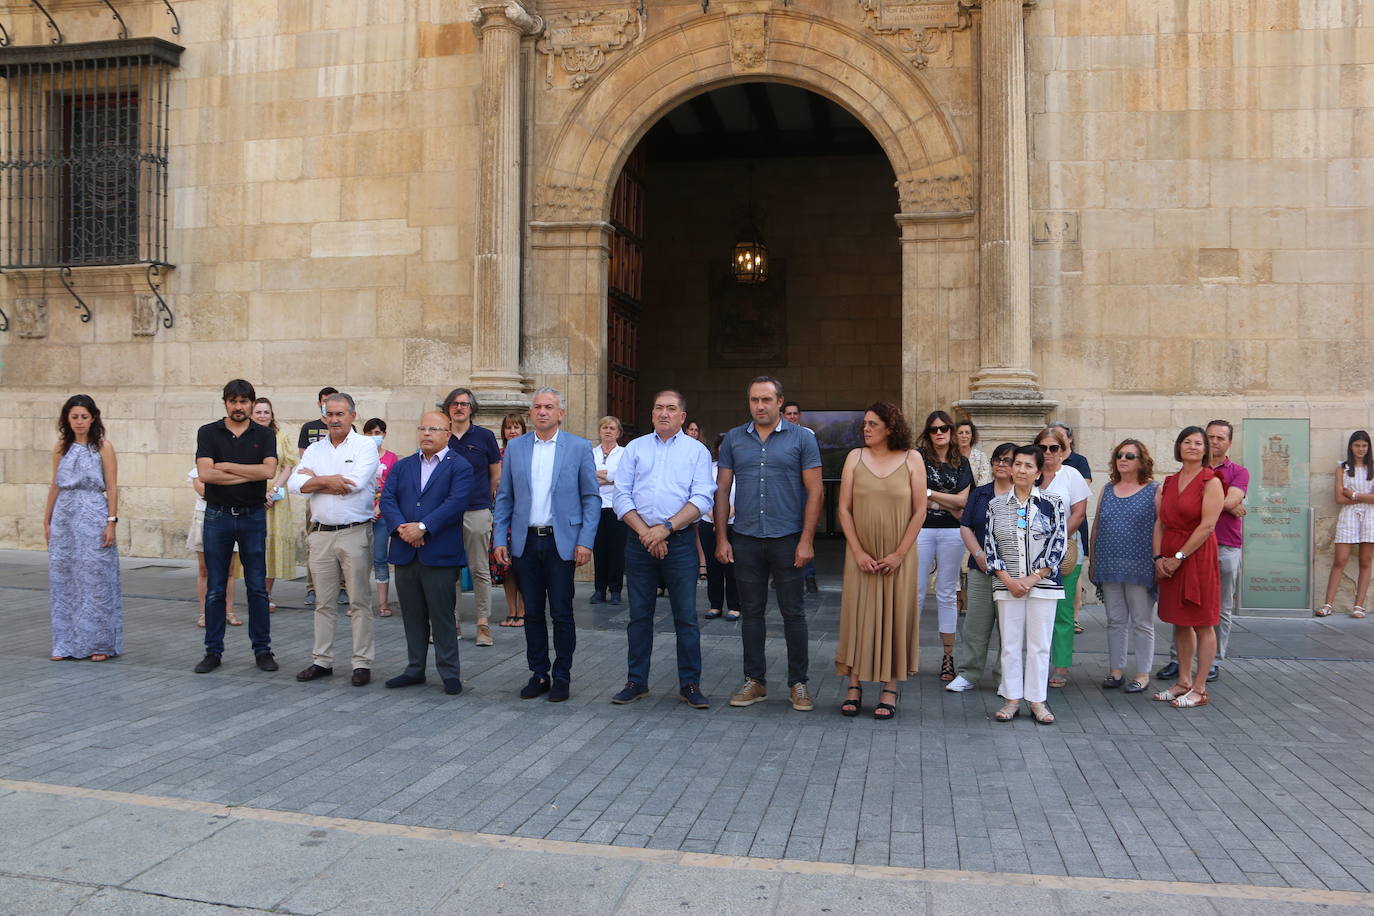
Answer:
[{"left": 718, "top": 418, "right": 822, "bottom": 539}]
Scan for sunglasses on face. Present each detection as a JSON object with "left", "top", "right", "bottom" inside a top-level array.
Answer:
[
  {"left": 1040, "top": 443, "right": 1063, "bottom": 453},
  {"left": 928, "top": 425, "right": 951, "bottom": 434},
  {"left": 992, "top": 456, "right": 1013, "bottom": 465},
  {"left": 1116, "top": 452, "right": 1139, "bottom": 461}
]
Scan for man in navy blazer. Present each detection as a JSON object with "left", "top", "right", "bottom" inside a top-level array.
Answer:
[
  {"left": 379, "top": 411, "right": 474, "bottom": 695},
  {"left": 493, "top": 387, "right": 601, "bottom": 702}
]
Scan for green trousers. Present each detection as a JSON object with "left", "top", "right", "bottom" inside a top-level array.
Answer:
[
  {"left": 954, "top": 568, "right": 999, "bottom": 682},
  {"left": 1050, "top": 564, "right": 1081, "bottom": 668}
]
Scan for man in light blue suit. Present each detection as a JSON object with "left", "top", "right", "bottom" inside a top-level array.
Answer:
[{"left": 493, "top": 387, "right": 601, "bottom": 703}]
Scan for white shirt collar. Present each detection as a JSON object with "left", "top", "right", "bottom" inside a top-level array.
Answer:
[
  {"left": 533, "top": 429, "right": 560, "bottom": 446},
  {"left": 419, "top": 446, "right": 449, "bottom": 463}
]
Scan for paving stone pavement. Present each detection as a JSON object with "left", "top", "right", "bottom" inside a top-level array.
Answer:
[{"left": 5, "top": 547, "right": 1374, "bottom": 897}]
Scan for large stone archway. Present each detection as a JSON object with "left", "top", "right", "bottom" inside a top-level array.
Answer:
[{"left": 521, "top": 6, "right": 976, "bottom": 432}]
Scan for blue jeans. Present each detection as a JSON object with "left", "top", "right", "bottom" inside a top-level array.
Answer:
[
  {"left": 372, "top": 517, "right": 390, "bottom": 583},
  {"left": 203, "top": 505, "right": 270, "bottom": 656},
  {"left": 625, "top": 528, "right": 701, "bottom": 688},
  {"left": 512, "top": 532, "right": 577, "bottom": 683}
]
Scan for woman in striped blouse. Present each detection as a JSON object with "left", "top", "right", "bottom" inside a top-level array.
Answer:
[{"left": 984, "top": 445, "right": 1069, "bottom": 724}]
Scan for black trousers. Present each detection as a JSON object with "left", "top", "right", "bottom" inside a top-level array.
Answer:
[
  {"left": 700, "top": 522, "right": 739, "bottom": 612},
  {"left": 393, "top": 561, "right": 461, "bottom": 682},
  {"left": 593, "top": 507, "right": 626, "bottom": 596}
]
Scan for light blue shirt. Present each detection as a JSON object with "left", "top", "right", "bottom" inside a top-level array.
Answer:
[
  {"left": 529, "top": 430, "right": 559, "bottom": 526},
  {"left": 613, "top": 429, "right": 715, "bottom": 527}
]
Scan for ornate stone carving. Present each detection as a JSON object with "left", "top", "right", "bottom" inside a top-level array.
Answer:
[
  {"left": 723, "top": 1, "right": 770, "bottom": 73},
  {"left": 896, "top": 173, "right": 974, "bottom": 213},
  {"left": 860, "top": 0, "right": 973, "bottom": 69},
  {"left": 133, "top": 294, "right": 159, "bottom": 336},
  {"left": 468, "top": 1, "right": 543, "bottom": 37},
  {"left": 536, "top": 9, "right": 644, "bottom": 90},
  {"left": 533, "top": 183, "right": 602, "bottom": 222},
  {"left": 15, "top": 297, "right": 46, "bottom": 338}
]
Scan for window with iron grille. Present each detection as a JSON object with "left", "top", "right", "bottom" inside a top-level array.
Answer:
[{"left": 0, "top": 38, "right": 181, "bottom": 269}]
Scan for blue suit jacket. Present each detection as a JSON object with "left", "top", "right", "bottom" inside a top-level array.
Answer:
[
  {"left": 380, "top": 449, "right": 474, "bottom": 568},
  {"left": 493, "top": 430, "right": 601, "bottom": 562}
]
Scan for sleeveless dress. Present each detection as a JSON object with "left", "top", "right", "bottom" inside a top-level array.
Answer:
[
  {"left": 264, "top": 427, "right": 299, "bottom": 580},
  {"left": 835, "top": 455, "right": 920, "bottom": 682},
  {"left": 1336, "top": 463, "right": 1374, "bottom": 543},
  {"left": 49, "top": 444, "right": 124, "bottom": 658},
  {"left": 1157, "top": 468, "right": 1220, "bottom": 627}
]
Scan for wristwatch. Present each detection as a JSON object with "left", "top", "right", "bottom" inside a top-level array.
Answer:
[
  {"left": 1152, "top": 554, "right": 1165, "bottom": 561},
  {"left": 925, "top": 488, "right": 933, "bottom": 498},
  {"left": 1174, "top": 550, "right": 1186, "bottom": 560},
  {"left": 417, "top": 521, "right": 428, "bottom": 533},
  {"left": 106, "top": 516, "right": 118, "bottom": 524},
  {"left": 663, "top": 519, "right": 675, "bottom": 534}
]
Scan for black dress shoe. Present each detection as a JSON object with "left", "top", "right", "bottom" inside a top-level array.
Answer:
[
  {"left": 385, "top": 673, "right": 426, "bottom": 688},
  {"left": 194, "top": 653, "right": 222, "bottom": 674},
  {"left": 1207, "top": 665, "right": 1219, "bottom": 682},
  {"left": 520, "top": 676, "right": 551, "bottom": 699},
  {"left": 443, "top": 678, "right": 463, "bottom": 695},
  {"left": 1101, "top": 675, "right": 1124, "bottom": 689},
  {"left": 351, "top": 668, "right": 371, "bottom": 687},
  {"left": 548, "top": 680, "right": 571, "bottom": 702},
  {"left": 1156, "top": 661, "right": 1179, "bottom": 679},
  {"left": 255, "top": 652, "right": 278, "bottom": 672},
  {"left": 296, "top": 664, "right": 334, "bottom": 681}
]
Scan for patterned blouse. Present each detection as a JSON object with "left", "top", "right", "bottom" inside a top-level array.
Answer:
[{"left": 984, "top": 487, "right": 1068, "bottom": 599}]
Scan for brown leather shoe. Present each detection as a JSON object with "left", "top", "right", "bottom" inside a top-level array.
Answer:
[
  {"left": 295, "top": 664, "right": 333, "bottom": 681},
  {"left": 475, "top": 624, "right": 493, "bottom": 647},
  {"left": 728, "top": 677, "right": 767, "bottom": 707},
  {"left": 789, "top": 682, "right": 815, "bottom": 711},
  {"left": 351, "top": 668, "right": 371, "bottom": 687}
]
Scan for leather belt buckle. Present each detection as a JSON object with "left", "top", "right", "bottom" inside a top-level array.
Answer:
[{"left": 530, "top": 525, "right": 554, "bottom": 537}]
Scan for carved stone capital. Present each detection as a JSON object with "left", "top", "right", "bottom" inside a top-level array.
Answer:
[
  {"left": 469, "top": 1, "right": 543, "bottom": 38},
  {"left": 536, "top": 8, "right": 645, "bottom": 90},
  {"left": 722, "top": 1, "right": 771, "bottom": 73},
  {"left": 895, "top": 172, "right": 974, "bottom": 214},
  {"left": 859, "top": 0, "right": 973, "bottom": 69},
  {"left": 533, "top": 183, "right": 602, "bottom": 222}
]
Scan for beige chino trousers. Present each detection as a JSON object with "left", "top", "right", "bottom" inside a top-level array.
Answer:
[{"left": 307, "top": 523, "right": 375, "bottom": 668}]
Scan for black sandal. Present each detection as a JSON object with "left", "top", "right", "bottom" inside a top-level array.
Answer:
[
  {"left": 841, "top": 685, "right": 862, "bottom": 717},
  {"left": 940, "top": 653, "right": 956, "bottom": 682},
  {"left": 873, "top": 688, "right": 898, "bottom": 721}
]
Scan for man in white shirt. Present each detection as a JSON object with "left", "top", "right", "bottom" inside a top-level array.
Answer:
[{"left": 288, "top": 392, "right": 381, "bottom": 687}]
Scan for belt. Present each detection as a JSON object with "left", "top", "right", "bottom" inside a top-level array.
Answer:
[
  {"left": 209, "top": 505, "right": 260, "bottom": 516},
  {"left": 311, "top": 519, "right": 370, "bottom": 533},
  {"left": 529, "top": 525, "right": 554, "bottom": 537}
]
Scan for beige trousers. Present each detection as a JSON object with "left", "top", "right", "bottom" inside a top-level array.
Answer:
[
  {"left": 307, "top": 523, "right": 375, "bottom": 668},
  {"left": 460, "top": 508, "right": 493, "bottom": 622}
]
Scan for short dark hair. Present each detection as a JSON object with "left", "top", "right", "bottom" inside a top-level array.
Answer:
[
  {"left": 441, "top": 387, "right": 479, "bottom": 418},
  {"left": 865, "top": 401, "right": 911, "bottom": 452},
  {"left": 989, "top": 441, "right": 1017, "bottom": 466},
  {"left": 317, "top": 386, "right": 338, "bottom": 402},
  {"left": 783, "top": 401, "right": 801, "bottom": 413},
  {"left": 654, "top": 389, "right": 687, "bottom": 411},
  {"left": 222, "top": 379, "right": 256, "bottom": 402},
  {"left": 1206, "top": 419, "right": 1234, "bottom": 441},
  {"left": 363, "top": 417, "right": 387, "bottom": 434},
  {"left": 1013, "top": 444, "right": 1046, "bottom": 485},
  {"left": 748, "top": 376, "right": 783, "bottom": 399},
  {"left": 1174, "top": 426, "right": 1207, "bottom": 462}
]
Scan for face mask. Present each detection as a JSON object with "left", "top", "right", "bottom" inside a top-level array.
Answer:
[
  {"left": 370, "top": 435, "right": 384, "bottom": 447},
  {"left": 320, "top": 405, "right": 328, "bottom": 417}
]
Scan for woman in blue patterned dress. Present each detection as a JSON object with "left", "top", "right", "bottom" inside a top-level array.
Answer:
[{"left": 44, "top": 394, "right": 123, "bottom": 661}]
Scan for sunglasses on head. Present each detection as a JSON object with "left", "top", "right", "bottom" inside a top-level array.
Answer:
[
  {"left": 928, "top": 424, "right": 951, "bottom": 434},
  {"left": 1116, "top": 452, "right": 1139, "bottom": 461}
]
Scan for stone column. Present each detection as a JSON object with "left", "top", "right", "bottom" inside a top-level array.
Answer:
[
  {"left": 469, "top": 2, "right": 542, "bottom": 412},
  {"left": 958, "top": 0, "right": 1055, "bottom": 441}
]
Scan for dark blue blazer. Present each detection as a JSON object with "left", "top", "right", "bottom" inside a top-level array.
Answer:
[{"left": 380, "top": 448, "right": 473, "bottom": 567}]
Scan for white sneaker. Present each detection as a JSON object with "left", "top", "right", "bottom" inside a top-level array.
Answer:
[{"left": 945, "top": 675, "right": 975, "bottom": 692}]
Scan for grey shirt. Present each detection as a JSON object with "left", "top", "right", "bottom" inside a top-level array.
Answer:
[{"left": 718, "top": 418, "right": 822, "bottom": 539}]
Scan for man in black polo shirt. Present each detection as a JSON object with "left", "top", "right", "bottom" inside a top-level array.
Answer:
[
  {"left": 195, "top": 379, "right": 279, "bottom": 674},
  {"left": 297, "top": 386, "right": 337, "bottom": 450},
  {"left": 442, "top": 387, "right": 502, "bottom": 647}
]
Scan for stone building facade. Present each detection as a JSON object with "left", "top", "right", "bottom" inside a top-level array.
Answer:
[{"left": 0, "top": 0, "right": 1369, "bottom": 602}]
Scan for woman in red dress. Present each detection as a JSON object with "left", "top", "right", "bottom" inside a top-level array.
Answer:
[{"left": 1152, "top": 426, "right": 1223, "bottom": 709}]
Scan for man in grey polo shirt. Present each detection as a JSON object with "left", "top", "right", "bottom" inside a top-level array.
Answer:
[{"left": 715, "top": 376, "right": 824, "bottom": 711}]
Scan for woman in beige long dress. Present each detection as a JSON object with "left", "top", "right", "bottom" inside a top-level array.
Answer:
[
  {"left": 835, "top": 402, "right": 928, "bottom": 720},
  {"left": 252, "top": 398, "right": 298, "bottom": 608}
]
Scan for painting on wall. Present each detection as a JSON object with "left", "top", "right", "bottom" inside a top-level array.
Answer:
[{"left": 707, "top": 260, "right": 787, "bottom": 368}]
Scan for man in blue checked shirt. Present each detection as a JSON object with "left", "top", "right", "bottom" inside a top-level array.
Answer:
[{"left": 609, "top": 390, "right": 716, "bottom": 709}]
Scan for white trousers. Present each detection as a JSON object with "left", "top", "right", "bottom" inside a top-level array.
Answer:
[
  {"left": 917, "top": 527, "right": 965, "bottom": 635},
  {"left": 996, "top": 596, "right": 1057, "bottom": 703}
]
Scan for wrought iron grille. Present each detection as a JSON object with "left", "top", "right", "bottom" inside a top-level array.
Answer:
[{"left": 0, "top": 39, "right": 182, "bottom": 269}]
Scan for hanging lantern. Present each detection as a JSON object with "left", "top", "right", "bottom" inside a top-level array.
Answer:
[{"left": 732, "top": 221, "right": 768, "bottom": 285}]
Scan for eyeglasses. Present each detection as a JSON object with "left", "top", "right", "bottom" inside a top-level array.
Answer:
[
  {"left": 1041, "top": 443, "right": 1063, "bottom": 453},
  {"left": 416, "top": 426, "right": 448, "bottom": 434},
  {"left": 992, "top": 456, "right": 1013, "bottom": 465},
  {"left": 449, "top": 402, "right": 473, "bottom": 410},
  {"left": 1116, "top": 452, "right": 1139, "bottom": 461},
  {"left": 928, "top": 424, "right": 951, "bottom": 434}
]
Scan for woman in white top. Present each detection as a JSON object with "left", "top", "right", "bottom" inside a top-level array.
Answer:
[
  {"left": 1033, "top": 426, "right": 1091, "bottom": 687},
  {"left": 1319, "top": 430, "right": 1374, "bottom": 618},
  {"left": 985, "top": 445, "right": 1068, "bottom": 724},
  {"left": 591, "top": 416, "right": 627, "bottom": 605}
]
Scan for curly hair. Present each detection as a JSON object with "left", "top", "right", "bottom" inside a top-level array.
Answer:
[
  {"left": 58, "top": 394, "right": 105, "bottom": 455},
  {"left": 1108, "top": 438, "right": 1154, "bottom": 484},
  {"left": 865, "top": 402, "right": 911, "bottom": 452}
]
